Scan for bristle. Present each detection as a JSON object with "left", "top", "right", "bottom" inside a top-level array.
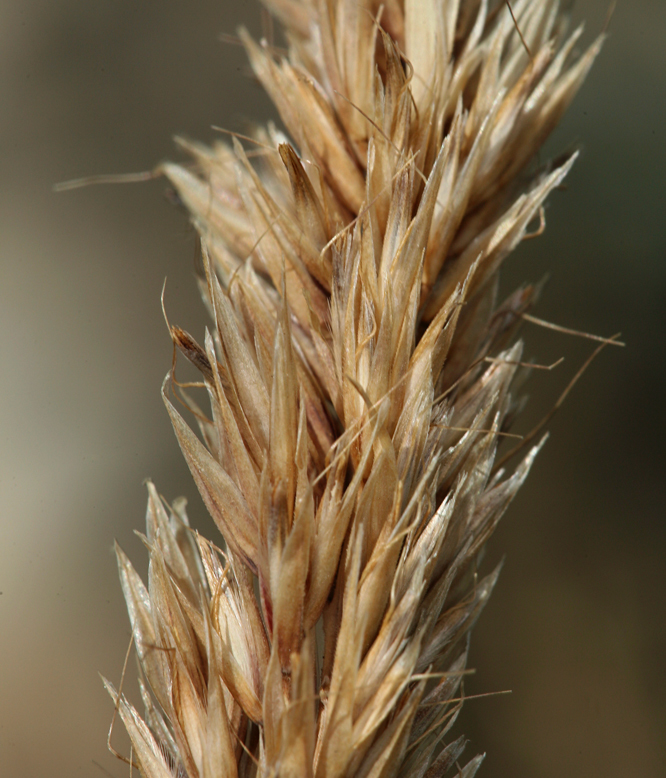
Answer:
[{"left": 110, "top": 2, "right": 601, "bottom": 776}]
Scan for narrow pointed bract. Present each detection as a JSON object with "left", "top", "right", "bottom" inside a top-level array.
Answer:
[{"left": 111, "top": 2, "right": 601, "bottom": 776}]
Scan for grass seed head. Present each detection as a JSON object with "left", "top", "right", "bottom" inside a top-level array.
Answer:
[{"left": 110, "top": 2, "right": 602, "bottom": 776}]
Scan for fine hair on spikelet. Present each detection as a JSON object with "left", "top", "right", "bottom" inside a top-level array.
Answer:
[{"left": 104, "top": 2, "right": 607, "bottom": 777}]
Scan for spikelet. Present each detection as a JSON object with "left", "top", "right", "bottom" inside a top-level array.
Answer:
[{"left": 107, "top": 2, "right": 602, "bottom": 776}]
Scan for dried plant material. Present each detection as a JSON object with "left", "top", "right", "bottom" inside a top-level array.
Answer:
[{"left": 109, "top": 2, "right": 604, "bottom": 776}]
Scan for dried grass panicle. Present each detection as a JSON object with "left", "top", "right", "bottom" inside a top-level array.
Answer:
[{"left": 107, "top": 2, "right": 602, "bottom": 776}]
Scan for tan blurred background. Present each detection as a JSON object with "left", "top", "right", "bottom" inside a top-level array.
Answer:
[{"left": 1, "top": 2, "right": 664, "bottom": 776}]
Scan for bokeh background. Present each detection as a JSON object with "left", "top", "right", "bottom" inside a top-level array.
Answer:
[{"left": 1, "top": 2, "right": 664, "bottom": 776}]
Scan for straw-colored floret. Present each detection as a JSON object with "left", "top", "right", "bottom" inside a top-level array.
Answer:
[{"left": 106, "top": 2, "right": 601, "bottom": 776}]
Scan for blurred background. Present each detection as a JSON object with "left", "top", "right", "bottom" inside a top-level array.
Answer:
[{"left": 1, "top": 1, "right": 664, "bottom": 776}]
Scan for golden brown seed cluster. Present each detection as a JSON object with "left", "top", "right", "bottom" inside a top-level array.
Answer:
[{"left": 107, "top": 2, "right": 601, "bottom": 776}]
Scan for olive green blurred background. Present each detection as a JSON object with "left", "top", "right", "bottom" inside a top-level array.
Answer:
[{"left": 1, "top": 2, "right": 664, "bottom": 776}]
